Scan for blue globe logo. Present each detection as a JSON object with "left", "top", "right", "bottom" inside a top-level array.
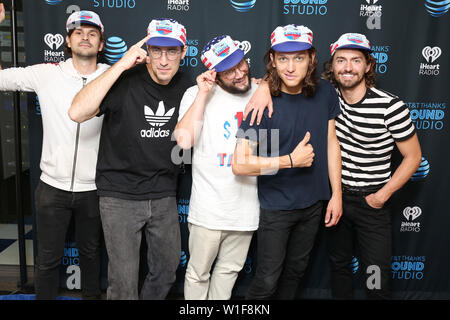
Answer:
[
  {"left": 105, "top": 36, "right": 128, "bottom": 65},
  {"left": 179, "top": 250, "right": 187, "bottom": 268},
  {"left": 230, "top": 0, "right": 256, "bottom": 12},
  {"left": 411, "top": 157, "right": 430, "bottom": 181},
  {"left": 425, "top": 0, "right": 450, "bottom": 17},
  {"left": 350, "top": 256, "right": 359, "bottom": 274},
  {"left": 45, "top": 0, "right": 63, "bottom": 4}
]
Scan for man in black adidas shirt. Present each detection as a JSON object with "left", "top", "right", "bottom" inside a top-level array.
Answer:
[
  {"left": 69, "top": 19, "right": 192, "bottom": 300},
  {"left": 322, "top": 33, "right": 422, "bottom": 299}
]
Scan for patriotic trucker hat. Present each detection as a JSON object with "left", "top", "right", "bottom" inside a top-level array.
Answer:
[
  {"left": 330, "top": 33, "right": 372, "bottom": 55},
  {"left": 270, "top": 24, "right": 313, "bottom": 52},
  {"left": 201, "top": 35, "right": 244, "bottom": 72},
  {"left": 66, "top": 10, "right": 104, "bottom": 33},
  {"left": 146, "top": 18, "right": 187, "bottom": 47}
]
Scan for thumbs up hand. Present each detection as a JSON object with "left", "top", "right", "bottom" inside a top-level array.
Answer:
[{"left": 290, "top": 132, "right": 314, "bottom": 168}]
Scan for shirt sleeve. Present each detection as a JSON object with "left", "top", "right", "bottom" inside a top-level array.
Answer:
[
  {"left": 0, "top": 64, "right": 43, "bottom": 93},
  {"left": 236, "top": 109, "right": 269, "bottom": 145},
  {"left": 327, "top": 82, "right": 341, "bottom": 120},
  {"left": 178, "top": 85, "right": 199, "bottom": 122},
  {"left": 97, "top": 74, "right": 125, "bottom": 117},
  {"left": 385, "top": 98, "right": 416, "bottom": 141}
]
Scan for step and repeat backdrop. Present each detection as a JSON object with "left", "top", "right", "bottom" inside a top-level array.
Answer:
[{"left": 22, "top": 0, "right": 449, "bottom": 299}]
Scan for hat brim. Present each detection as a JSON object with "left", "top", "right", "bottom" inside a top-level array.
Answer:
[
  {"left": 334, "top": 44, "right": 373, "bottom": 53},
  {"left": 67, "top": 21, "right": 103, "bottom": 32},
  {"left": 272, "top": 41, "right": 311, "bottom": 53},
  {"left": 147, "top": 37, "right": 184, "bottom": 47},
  {"left": 214, "top": 49, "right": 245, "bottom": 73}
]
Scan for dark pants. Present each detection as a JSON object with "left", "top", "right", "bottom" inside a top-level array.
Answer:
[
  {"left": 326, "top": 192, "right": 392, "bottom": 300},
  {"left": 34, "top": 181, "right": 102, "bottom": 300},
  {"left": 99, "top": 196, "right": 181, "bottom": 300},
  {"left": 246, "top": 201, "right": 323, "bottom": 300}
]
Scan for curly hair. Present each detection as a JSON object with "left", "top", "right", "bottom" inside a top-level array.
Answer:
[
  {"left": 321, "top": 49, "right": 377, "bottom": 88},
  {"left": 263, "top": 47, "right": 319, "bottom": 98}
]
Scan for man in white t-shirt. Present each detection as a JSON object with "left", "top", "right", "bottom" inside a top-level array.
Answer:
[{"left": 175, "top": 35, "right": 259, "bottom": 300}]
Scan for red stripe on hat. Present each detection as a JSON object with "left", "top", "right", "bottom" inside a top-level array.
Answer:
[
  {"left": 330, "top": 43, "right": 338, "bottom": 55},
  {"left": 180, "top": 35, "right": 186, "bottom": 44},
  {"left": 270, "top": 32, "right": 275, "bottom": 40},
  {"left": 206, "top": 63, "right": 212, "bottom": 69},
  {"left": 202, "top": 57, "right": 208, "bottom": 64}
]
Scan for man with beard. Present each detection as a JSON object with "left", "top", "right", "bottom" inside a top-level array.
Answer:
[
  {"left": 322, "top": 33, "right": 421, "bottom": 299},
  {"left": 232, "top": 25, "right": 342, "bottom": 299},
  {"left": 174, "top": 35, "right": 259, "bottom": 300},
  {"left": 0, "top": 10, "right": 108, "bottom": 299},
  {"left": 70, "top": 18, "right": 192, "bottom": 300}
]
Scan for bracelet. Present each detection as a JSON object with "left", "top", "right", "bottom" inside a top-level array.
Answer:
[{"left": 288, "top": 154, "right": 293, "bottom": 168}]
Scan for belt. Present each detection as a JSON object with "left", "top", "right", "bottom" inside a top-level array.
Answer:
[{"left": 342, "top": 185, "right": 382, "bottom": 196}]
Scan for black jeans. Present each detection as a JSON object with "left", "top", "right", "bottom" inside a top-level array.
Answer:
[
  {"left": 326, "top": 192, "right": 392, "bottom": 300},
  {"left": 246, "top": 201, "right": 323, "bottom": 300},
  {"left": 34, "top": 181, "right": 102, "bottom": 300}
]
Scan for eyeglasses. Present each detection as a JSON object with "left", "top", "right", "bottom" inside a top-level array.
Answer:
[
  {"left": 221, "top": 59, "right": 249, "bottom": 80},
  {"left": 148, "top": 47, "right": 182, "bottom": 61}
]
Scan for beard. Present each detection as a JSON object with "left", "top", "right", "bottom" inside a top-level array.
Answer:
[
  {"left": 216, "top": 69, "right": 252, "bottom": 94},
  {"left": 335, "top": 72, "right": 365, "bottom": 89},
  {"left": 71, "top": 42, "right": 99, "bottom": 60}
]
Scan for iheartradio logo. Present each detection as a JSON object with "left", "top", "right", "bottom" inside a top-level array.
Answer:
[
  {"left": 403, "top": 206, "right": 422, "bottom": 221},
  {"left": 234, "top": 40, "right": 252, "bottom": 54},
  {"left": 44, "top": 33, "right": 64, "bottom": 50},
  {"left": 422, "top": 46, "right": 441, "bottom": 63}
]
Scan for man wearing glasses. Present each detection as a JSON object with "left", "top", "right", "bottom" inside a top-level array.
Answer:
[
  {"left": 174, "top": 35, "right": 259, "bottom": 300},
  {"left": 69, "top": 19, "right": 192, "bottom": 300}
]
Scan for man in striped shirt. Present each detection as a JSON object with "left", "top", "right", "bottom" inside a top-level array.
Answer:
[{"left": 322, "top": 33, "right": 422, "bottom": 299}]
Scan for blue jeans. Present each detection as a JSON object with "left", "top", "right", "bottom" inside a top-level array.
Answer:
[
  {"left": 34, "top": 181, "right": 102, "bottom": 300},
  {"left": 99, "top": 196, "right": 181, "bottom": 300},
  {"left": 246, "top": 201, "right": 323, "bottom": 299}
]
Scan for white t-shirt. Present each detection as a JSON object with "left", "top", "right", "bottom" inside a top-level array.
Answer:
[{"left": 178, "top": 84, "right": 259, "bottom": 231}]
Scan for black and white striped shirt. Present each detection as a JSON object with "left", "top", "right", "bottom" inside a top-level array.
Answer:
[{"left": 335, "top": 87, "right": 416, "bottom": 188}]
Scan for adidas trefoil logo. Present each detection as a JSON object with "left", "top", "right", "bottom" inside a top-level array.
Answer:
[{"left": 144, "top": 101, "right": 175, "bottom": 127}]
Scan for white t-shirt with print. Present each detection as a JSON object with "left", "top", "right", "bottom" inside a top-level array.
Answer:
[{"left": 178, "top": 84, "right": 259, "bottom": 231}]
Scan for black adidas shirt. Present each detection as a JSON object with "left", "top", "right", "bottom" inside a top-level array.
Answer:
[{"left": 96, "top": 63, "right": 193, "bottom": 200}]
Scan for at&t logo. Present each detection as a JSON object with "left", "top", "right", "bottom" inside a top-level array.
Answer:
[
  {"left": 43, "top": 33, "right": 65, "bottom": 62},
  {"left": 424, "top": 0, "right": 450, "bottom": 17},
  {"left": 230, "top": 0, "right": 256, "bottom": 12},
  {"left": 104, "top": 36, "right": 128, "bottom": 65},
  {"left": 400, "top": 206, "right": 422, "bottom": 232},
  {"left": 419, "top": 46, "right": 442, "bottom": 76},
  {"left": 179, "top": 251, "right": 187, "bottom": 268},
  {"left": 45, "top": 0, "right": 63, "bottom": 4},
  {"left": 283, "top": 0, "right": 328, "bottom": 15},
  {"left": 411, "top": 157, "right": 430, "bottom": 181}
]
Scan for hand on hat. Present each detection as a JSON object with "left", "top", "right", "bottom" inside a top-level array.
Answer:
[
  {"left": 116, "top": 35, "right": 151, "bottom": 71},
  {"left": 196, "top": 69, "right": 216, "bottom": 94}
]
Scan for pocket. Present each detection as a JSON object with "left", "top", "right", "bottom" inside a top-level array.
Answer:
[{"left": 362, "top": 195, "right": 383, "bottom": 211}]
